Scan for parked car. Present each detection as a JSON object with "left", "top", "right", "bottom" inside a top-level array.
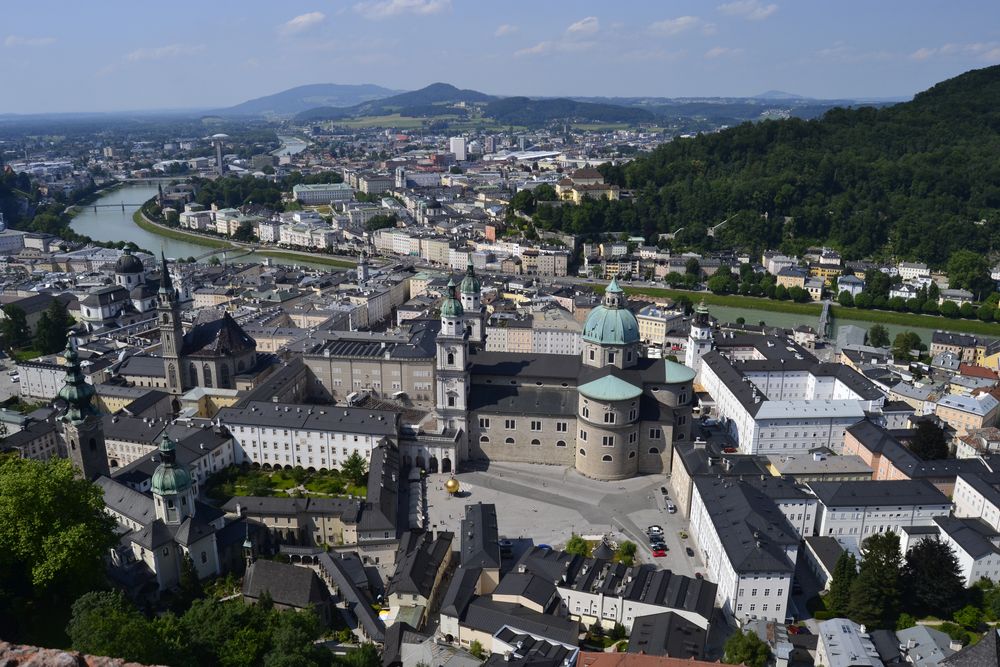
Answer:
[
  {"left": 651, "top": 547, "right": 667, "bottom": 558},
  {"left": 666, "top": 503, "right": 677, "bottom": 514},
  {"left": 660, "top": 486, "right": 669, "bottom": 496},
  {"left": 685, "top": 547, "right": 694, "bottom": 557},
  {"left": 647, "top": 525, "right": 663, "bottom": 536}
]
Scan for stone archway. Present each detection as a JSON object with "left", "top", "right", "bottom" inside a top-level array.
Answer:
[
  {"left": 415, "top": 455, "right": 426, "bottom": 470},
  {"left": 428, "top": 456, "right": 439, "bottom": 473},
  {"left": 442, "top": 457, "right": 452, "bottom": 473}
]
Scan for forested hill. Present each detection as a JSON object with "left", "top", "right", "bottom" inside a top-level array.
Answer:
[{"left": 586, "top": 65, "right": 1000, "bottom": 265}]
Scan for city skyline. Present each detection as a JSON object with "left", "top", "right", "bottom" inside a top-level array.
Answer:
[{"left": 2, "top": 0, "right": 999, "bottom": 114}]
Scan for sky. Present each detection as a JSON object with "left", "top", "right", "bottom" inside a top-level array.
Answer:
[{"left": 2, "top": 0, "right": 999, "bottom": 114}]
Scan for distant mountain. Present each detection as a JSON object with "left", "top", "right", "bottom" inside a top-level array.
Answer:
[
  {"left": 216, "top": 83, "right": 402, "bottom": 117},
  {"left": 484, "top": 97, "right": 654, "bottom": 124},
  {"left": 753, "top": 90, "right": 807, "bottom": 100},
  {"left": 295, "top": 82, "right": 493, "bottom": 122}
]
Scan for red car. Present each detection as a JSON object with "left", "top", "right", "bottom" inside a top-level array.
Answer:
[{"left": 651, "top": 547, "right": 667, "bottom": 557}]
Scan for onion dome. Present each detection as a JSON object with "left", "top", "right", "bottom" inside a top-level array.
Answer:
[
  {"left": 440, "top": 278, "right": 464, "bottom": 318},
  {"left": 460, "top": 258, "right": 480, "bottom": 295},
  {"left": 151, "top": 432, "right": 193, "bottom": 496},
  {"left": 115, "top": 247, "right": 144, "bottom": 274},
  {"left": 582, "top": 278, "right": 639, "bottom": 345}
]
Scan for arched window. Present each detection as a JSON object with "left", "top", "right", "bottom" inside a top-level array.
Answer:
[
  {"left": 189, "top": 362, "right": 197, "bottom": 385},
  {"left": 203, "top": 364, "right": 213, "bottom": 388},
  {"left": 505, "top": 437, "right": 515, "bottom": 445},
  {"left": 579, "top": 448, "right": 586, "bottom": 456},
  {"left": 167, "top": 363, "right": 177, "bottom": 388},
  {"left": 628, "top": 451, "right": 636, "bottom": 459},
  {"left": 219, "top": 364, "right": 231, "bottom": 389},
  {"left": 582, "top": 407, "right": 590, "bottom": 418},
  {"left": 201, "top": 551, "right": 207, "bottom": 564},
  {"left": 648, "top": 447, "right": 660, "bottom": 454},
  {"left": 161, "top": 314, "right": 169, "bottom": 324},
  {"left": 447, "top": 352, "right": 455, "bottom": 365},
  {"left": 602, "top": 455, "right": 613, "bottom": 462},
  {"left": 556, "top": 440, "right": 567, "bottom": 447},
  {"left": 480, "top": 436, "right": 490, "bottom": 443},
  {"left": 531, "top": 439, "right": 541, "bottom": 446}
]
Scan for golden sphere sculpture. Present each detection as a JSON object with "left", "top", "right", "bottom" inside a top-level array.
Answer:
[{"left": 445, "top": 477, "right": 460, "bottom": 494}]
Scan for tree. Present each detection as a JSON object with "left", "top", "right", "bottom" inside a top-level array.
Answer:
[
  {"left": 609, "top": 622, "right": 627, "bottom": 640},
  {"left": 174, "top": 554, "right": 205, "bottom": 613},
  {"left": 469, "top": 639, "right": 485, "bottom": 659},
  {"left": 685, "top": 257, "right": 701, "bottom": 276},
  {"left": 364, "top": 214, "right": 398, "bottom": 233},
  {"left": 341, "top": 451, "right": 368, "bottom": 487},
  {"left": 34, "top": 298, "right": 74, "bottom": 355},
  {"left": 0, "top": 304, "right": 30, "bottom": 350},
  {"left": 904, "top": 537, "right": 964, "bottom": 617},
  {"left": 68, "top": 591, "right": 169, "bottom": 665},
  {"left": 0, "top": 457, "right": 118, "bottom": 643},
  {"left": 723, "top": 630, "right": 771, "bottom": 667},
  {"left": 708, "top": 274, "right": 732, "bottom": 294},
  {"left": 868, "top": 324, "right": 890, "bottom": 348},
  {"left": 947, "top": 250, "right": 993, "bottom": 297},
  {"left": 909, "top": 421, "right": 949, "bottom": 461},
  {"left": 954, "top": 605, "right": 983, "bottom": 630},
  {"left": 838, "top": 290, "right": 855, "bottom": 307},
  {"left": 892, "top": 331, "right": 921, "bottom": 361},
  {"left": 565, "top": 533, "right": 592, "bottom": 557},
  {"left": 848, "top": 531, "right": 902, "bottom": 629},
  {"left": 827, "top": 551, "right": 859, "bottom": 615},
  {"left": 940, "top": 300, "right": 960, "bottom": 318},
  {"left": 616, "top": 541, "right": 637, "bottom": 566},
  {"left": 233, "top": 221, "right": 257, "bottom": 242}
]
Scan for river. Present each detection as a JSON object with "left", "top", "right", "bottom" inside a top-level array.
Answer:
[
  {"left": 272, "top": 135, "right": 308, "bottom": 156},
  {"left": 706, "top": 303, "right": 944, "bottom": 346},
  {"left": 68, "top": 183, "right": 335, "bottom": 270}
]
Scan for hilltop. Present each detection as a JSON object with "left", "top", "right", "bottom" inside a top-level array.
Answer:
[
  {"left": 548, "top": 64, "right": 1000, "bottom": 266},
  {"left": 215, "top": 83, "right": 402, "bottom": 117},
  {"left": 294, "top": 83, "right": 493, "bottom": 121}
]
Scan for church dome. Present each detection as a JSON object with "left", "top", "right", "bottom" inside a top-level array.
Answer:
[
  {"left": 115, "top": 248, "right": 144, "bottom": 274},
  {"left": 582, "top": 278, "right": 639, "bottom": 346},
  {"left": 440, "top": 278, "right": 464, "bottom": 317},
  {"left": 460, "top": 260, "right": 480, "bottom": 295},
  {"left": 151, "top": 433, "right": 192, "bottom": 496}
]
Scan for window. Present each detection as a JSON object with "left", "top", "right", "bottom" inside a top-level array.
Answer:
[
  {"left": 530, "top": 420, "right": 542, "bottom": 431},
  {"left": 602, "top": 455, "right": 612, "bottom": 462},
  {"left": 580, "top": 430, "right": 588, "bottom": 441},
  {"left": 649, "top": 428, "right": 662, "bottom": 439},
  {"left": 531, "top": 439, "right": 541, "bottom": 446},
  {"left": 448, "top": 396, "right": 456, "bottom": 407},
  {"left": 202, "top": 364, "right": 213, "bottom": 388},
  {"left": 505, "top": 437, "right": 514, "bottom": 445},
  {"left": 749, "top": 604, "right": 756, "bottom": 612},
  {"left": 603, "top": 412, "right": 616, "bottom": 424},
  {"left": 219, "top": 364, "right": 231, "bottom": 389},
  {"left": 628, "top": 451, "right": 636, "bottom": 458},
  {"left": 505, "top": 419, "right": 516, "bottom": 429},
  {"left": 582, "top": 407, "right": 590, "bottom": 418},
  {"left": 556, "top": 422, "right": 568, "bottom": 432},
  {"left": 764, "top": 588, "right": 770, "bottom": 596},
  {"left": 556, "top": 440, "right": 567, "bottom": 447},
  {"left": 751, "top": 588, "right": 757, "bottom": 596},
  {"left": 447, "top": 352, "right": 455, "bottom": 365},
  {"left": 627, "top": 351, "right": 633, "bottom": 362},
  {"left": 602, "top": 436, "right": 614, "bottom": 447},
  {"left": 608, "top": 352, "right": 616, "bottom": 364},
  {"left": 629, "top": 409, "right": 637, "bottom": 421},
  {"left": 479, "top": 417, "right": 490, "bottom": 429},
  {"left": 201, "top": 551, "right": 207, "bottom": 564},
  {"left": 579, "top": 448, "right": 586, "bottom": 456},
  {"left": 628, "top": 432, "right": 637, "bottom": 444},
  {"left": 589, "top": 349, "right": 595, "bottom": 360}
]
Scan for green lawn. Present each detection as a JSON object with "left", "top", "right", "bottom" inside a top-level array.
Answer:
[
  {"left": 205, "top": 465, "right": 366, "bottom": 502},
  {"left": 255, "top": 249, "right": 356, "bottom": 268},
  {"left": 334, "top": 114, "right": 434, "bottom": 129},
  {"left": 12, "top": 348, "right": 42, "bottom": 362}
]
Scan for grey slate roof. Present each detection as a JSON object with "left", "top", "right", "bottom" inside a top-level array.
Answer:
[
  {"left": 462, "top": 598, "right": 580, "bottom": 646},
  {"left": 243, "top": 559, "right": 328, "bottom": 609},
  {"left": 493, "top": 572, "right": 556, "bottom": 609},
  {"left": 808, "top": 479, "right": 949, "bottom": 508},
  {"left": 387, "top": 530, "right": 453, "bottom": 599},
  {"left": 318, "top": 552, "right": 385, "bottom": 642},
  {"left": 218, "top": 401, "right": 399, "bottom": 437},
  {"left": 940, "top": 629, "right": 1000, "bottom": 667},
  {"left": 439, "top": 565, "right": 481, "bottom": 620},
  {"left": 804, "top": 536, "right": 845, "bottom": 575},
  {"left": 461, "top": 502, "right": 500, "bottom": 570},
  {"left": 362, "top": 443, "right": 400, "bottom": 533},
  {"left": 627, "top": 611, "right": 706, "bottom": 658},
  {"left": 114, "top": 355, "right": 167, "bottom": 379},
  {"left": 468, "top": 385, "right": 576, "bottom": 417},
  {"left": 934, "top": 516, "right": 1000, "bottom": 560}
]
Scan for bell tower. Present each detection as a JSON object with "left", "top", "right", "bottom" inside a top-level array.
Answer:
[
  {"left": 436, "top": 278, "right": 469, "bottom": 438},
  {"left": 685, "top": 300, "right": 714, "bottom": 377},
  {"left": 157, "top": 253, "right": 185, "bottom": 394},
  {"left": 459, "top": 258, "right": 484, "bottom": 344},
  {"left": 58, "top": 338, "right": 109, "bottom": 480},
  {"left": 151, "top": 432, "right": 196, "bottom": 525}
]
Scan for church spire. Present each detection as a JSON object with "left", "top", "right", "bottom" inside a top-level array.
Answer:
[
  {"left": 159, "top": 252, "right": 173, "bottom": 293},
  {"left": 57, "top": 337, "right": 97, "bottom": 424}
]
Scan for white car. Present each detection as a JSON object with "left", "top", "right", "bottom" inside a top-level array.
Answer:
[
  {"left": 647, "top": 525, "right": 664, "bottom": 536},
  {"left": 666, "top": 503, "right": 677, "bottom": 514}
]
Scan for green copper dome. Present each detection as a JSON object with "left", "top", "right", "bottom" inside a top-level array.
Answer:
[
  {"left": 663, "top": 359, "right": 696, "bottom": 384},
  {"left": 582, "top": 278, "right": 639, "bottom": 346},
  {"left": 578, "top": 375, "right": 643, "bottom": 402},
  {"left": 441, "top": 278, "right": 464, "bottom": 317},
  {"left": 151, "top": 432, "right": 193, "bottom": 496},
  {"left": 460, "top": 259, "right": 480, "bottom": 295}
]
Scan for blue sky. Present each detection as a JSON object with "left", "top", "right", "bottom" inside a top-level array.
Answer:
[{"left": 2, "top": 0, "right": 999, "bottom": 113}]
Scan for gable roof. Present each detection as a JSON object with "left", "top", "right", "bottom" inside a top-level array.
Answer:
[
  {"left": 242, "top": 559, "right": 328, "bottom": 609},
  {"left": 181, "top": 312, "right": 257, "bottom": 358}
]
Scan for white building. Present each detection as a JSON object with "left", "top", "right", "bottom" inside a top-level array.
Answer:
[
  {"left": 898, "top": 262, "right": 930, "bottom": 281},
  {"left": 817, "top": 619, "right": 884, "bottom": 667},
  {"left": 809, "top": 480, "right": 951, "bottom": 556},
  {"left": 280, "top": 221, "right": 336, "bottom": 250},
  {"left": 933, "top": 516, "right": 1000, "bottom": 584},
  {"left": 293, "top": 183, "right": 354, "bottom": 204},
  {"left": 449, "top": 137, "right": 467, "bottom": 161},
  {"left": 689, "top": 476, "right": 815, "bottom": 625},
  {"left": 216, "top": 402, "right": 400, "bottom": 471},
  {"left": 953, "top": 472, "right": 1000, "bottom": 531}
]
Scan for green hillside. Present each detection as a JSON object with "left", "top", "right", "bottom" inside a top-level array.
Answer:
[{"left": 542, "top": 65, "right": 1000, "bottom": 266}]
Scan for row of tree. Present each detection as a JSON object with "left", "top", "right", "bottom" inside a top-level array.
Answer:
[
  {"left": 0, "top": 299, "right": 75, "bottom": 355},
  {"left": 827, "top": 532, "right": 966, "bottom": 629}
]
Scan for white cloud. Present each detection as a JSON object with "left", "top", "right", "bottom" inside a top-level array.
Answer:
[
  {"left": 4, "top": 35, "right": 56, "bottom": 48},
  {"left": 649, "top": 16, "right": 701, "bottom": 36},
  {"left": 126, "top": 43, "right": 205, "bottom": 62},
  {"left": 816, "top": 42, "right": 892, "bottom": 64},
  {"left": 567, "top": 16, "right": 599, "bottom": 35},
  {"left": 514, "top": 39, "right": 596, "bottom": 58},
  {"left": 279, "top": 12, "right": 326, "bottom": 36},
  {"left": 515, "top": 42, "right": 552, "bottom": 57},
  {"left": 353, "top": 0, "right": 450, "bottom": 20},
  {"left": 717, "top": 0, "right": 778, "bottom": 21},
  {"left": 909, "top": 42, "right": 1000, "bottom": 62},
  {"left": 705, "top": 46, "right": 744, "bottom": 59},
  {"left": 495, "top": 24, "right": 518, "bottom": 37}
]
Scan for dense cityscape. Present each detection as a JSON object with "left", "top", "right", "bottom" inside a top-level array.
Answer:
[{"left": 3, "top": 4, "right": 1000, "bottom": 667}]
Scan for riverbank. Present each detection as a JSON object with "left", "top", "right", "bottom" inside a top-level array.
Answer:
[
  {"left": 132, "top": 206, "right": 356, "bottom": 268},
  {"left": 609, "top": 284, "right": 1000, "bottom": 337}
]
